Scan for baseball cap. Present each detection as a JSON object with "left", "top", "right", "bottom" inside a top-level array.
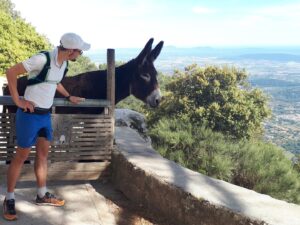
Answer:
[{"left": 60, "top": 33, "right": 91, "bottom": 51}]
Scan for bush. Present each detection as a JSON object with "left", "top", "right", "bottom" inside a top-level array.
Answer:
[
  {"left": 149, "top": 117, "right": 300, "bottom": 204},
  {"left": 147, "top": 65, "right": 271, "bottom": 139},
  {"left": 67, "top": 56, "right": 97, "bottom": 76},
  {"left": 233, "top": 141, "right": 300, "bottom": 203},
  {"left": 149, "top": 117, "right": 237, "bottom": 181}
]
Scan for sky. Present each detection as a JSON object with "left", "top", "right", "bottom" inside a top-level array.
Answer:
[{"left": 10, "top": 0, "right": 300, "bottom": 50}]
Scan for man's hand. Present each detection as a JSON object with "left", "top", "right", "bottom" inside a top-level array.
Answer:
[
  {"left": 68, "top": 96, "right": 85, "bottom": 104},
  {"left": 16, "top": 99, "right": 35, "bottom": 113}
]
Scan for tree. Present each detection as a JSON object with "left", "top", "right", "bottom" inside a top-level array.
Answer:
[
  {"left": 0, "top": 6, "right": 97, "bottom": 77},
  {"left": 0, "top": 11, "right": 51, "bottom": 75},
  {"left": 147, "top": 64, "right": 271, "bottom": 139},
  {"left": 67, "top": 56, "right": 98, "bottom": 76},
  {"left": 0, "top": 0, "right": 19, "bottom": 18}
]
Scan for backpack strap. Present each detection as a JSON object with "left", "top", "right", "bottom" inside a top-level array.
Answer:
[
  {"left": 27, "top": 51, "right": 69, "bottom": 86},
  {"left": 27, "top": 51, "right": 51, "bottom": 86},
  {"left": 63, "top": 60, "right": 69, "bottom": 79}
]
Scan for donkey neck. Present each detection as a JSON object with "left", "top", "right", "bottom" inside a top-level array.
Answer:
[{"left": 115, "top": 59, "right": 136, "bottom": 103}]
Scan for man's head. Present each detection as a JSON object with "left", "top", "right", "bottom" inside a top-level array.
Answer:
[{"left": 59, "top": 33, "right": 91, "bottom": 61}]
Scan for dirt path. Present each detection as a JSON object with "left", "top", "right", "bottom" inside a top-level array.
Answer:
[
  {"left": 90, "top": 180, "right": 171, "bottom": 225},
  {"left": 0, "top": 179, "right": 171, "bottom": 225}
]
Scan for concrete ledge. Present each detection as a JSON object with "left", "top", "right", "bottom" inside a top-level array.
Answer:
[{"left": 112, "top": 127, "right": 300, "bottom": 225}]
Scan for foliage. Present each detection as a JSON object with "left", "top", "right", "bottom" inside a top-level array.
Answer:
[
  {"left": 97, "top": 61, "right": 126, "bottom": 70},
  {"left": 149, "top": 117, "right": 300, "bottom": 204},
  {"left": 0, "top": 0, "right": 97, "bottom": 77},
  {"left": 156, "top": 72, "right": 172, "bottom": 93},
  {"left": 233, "top": 141, "right": 300, "bottom": 203},
  {"left": 149, "top": 117, "right": 236, "bottom": 181},
  {"left": 0, "top": 11, "right": 51, "bottom": 75},
  {"left": 0, "top": 0, "right": 19, "bottom": 18},
  {"left": 145, "top": 67, "right": 299, "bottom": 203},
  {"left": 116, "top": 95, "right": 145, "bottom": 112},
  {"left": 0, "top": 11, "right": 96, "bottom": 77},
  {"left": 294, "top": 154, "right": 300, "bottom": 173},
  {"left": 147, "top": 64, "right": 271, "bottom": 139},
  {"left": 67, "top": 56, "right": 98, "bottom": 76}
]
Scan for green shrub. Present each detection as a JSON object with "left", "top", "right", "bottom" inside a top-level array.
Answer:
[
  {"left": 147, "top": 65, "right": 271, "bottom": 139},
  {"left": 149, "top": 117, "right": 300, "bottom": 204},
  {"left": 233, "top": 141, "right": 300, "bottom": 203},
  {"left": 149, "top": 117, "right": 236, "bottom": 181}
]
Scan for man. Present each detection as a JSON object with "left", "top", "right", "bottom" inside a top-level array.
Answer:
[{"left": 3, "top": 32, "right": 90, "bottom": 221}]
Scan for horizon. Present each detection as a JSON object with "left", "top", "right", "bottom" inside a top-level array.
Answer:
[{"left": 88, "top": 45, "right": 300, "bottom": 51}]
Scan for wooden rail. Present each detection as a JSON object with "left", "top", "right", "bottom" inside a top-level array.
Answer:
[{"left": 0, "top": 95, "right": 111, "bottom": 107}]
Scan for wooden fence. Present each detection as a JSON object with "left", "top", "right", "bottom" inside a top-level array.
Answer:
[{"left": 0, "top": 49, "right": 115, "bottom": 181}]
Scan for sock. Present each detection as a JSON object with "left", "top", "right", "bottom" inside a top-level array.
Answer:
[
  {"left": 6, "top": 192, "right": 15, "bottom": 200},
  {"left": 37, "top": 186, "right": 47, "bottom": 198}
]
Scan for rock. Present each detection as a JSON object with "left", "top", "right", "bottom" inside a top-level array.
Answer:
[{"left": 115, "top": 109, "right": 150, "bottom": 142}]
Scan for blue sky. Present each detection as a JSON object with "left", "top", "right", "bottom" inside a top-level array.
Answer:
[{"left": 11, "top": 0, "right": 300, "bottom": 50}]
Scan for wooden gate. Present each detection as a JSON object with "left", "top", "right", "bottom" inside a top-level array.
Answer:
[{"left": 0, "top": 49, "right": 115, "bottom": 181}]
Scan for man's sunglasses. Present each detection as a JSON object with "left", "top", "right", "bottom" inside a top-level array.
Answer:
[{"left": 74, "top": 49, "right": 83, "bottom": 55}]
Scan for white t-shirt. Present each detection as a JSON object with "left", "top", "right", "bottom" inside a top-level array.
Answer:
[{"left": 22, "top": 48, "right": 67, "bottom": 108}]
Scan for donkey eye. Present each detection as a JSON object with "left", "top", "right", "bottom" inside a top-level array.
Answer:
[{"left": 141, "top": 73, "right": 151, "bottom": 82}]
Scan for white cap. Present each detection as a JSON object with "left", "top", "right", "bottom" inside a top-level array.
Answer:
[{"left": 60, "top": 33, "right": 91, "bottom": 51}]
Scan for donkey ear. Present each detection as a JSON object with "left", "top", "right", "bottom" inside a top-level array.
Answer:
[
  {"left": 136, "top": 38, "right": 154, "bottom": 64},
  {"left": 149, "top": 41, "right": 164, "bottom": 61}
]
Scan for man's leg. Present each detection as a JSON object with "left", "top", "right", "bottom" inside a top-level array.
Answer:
[
  {"left": 7, "top": 148, "right": 31, "bottom": 192},
  {"left": 34, "top": 137, "right": 65, "bottom": 206},
  {"left": 4, "top": 147, "right": 31, "bottom": 220},
  {"left": 34, "top": 137, "right": 49, "bottom": 188}
]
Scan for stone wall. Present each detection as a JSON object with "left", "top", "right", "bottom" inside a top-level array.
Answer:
[{"left": 112, "top": 127, "right": 300, "bottom": 225}]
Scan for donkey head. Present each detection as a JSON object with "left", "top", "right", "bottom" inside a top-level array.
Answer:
[{"left": 131, "top": 38, "right": 164, "bottom": 107}]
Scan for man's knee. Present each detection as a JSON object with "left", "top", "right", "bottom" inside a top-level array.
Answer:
[
  {"left": 36, "top": 152, "right": 49, "bottom": 161},
  {"left": 36, "top": 138, "right": 50, "bottom": 160},
  {"left": 14, "top": 148, "right": 30, "bottom": 163}
]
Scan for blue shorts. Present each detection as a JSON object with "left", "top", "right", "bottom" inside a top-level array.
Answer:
[{"left": 16, "top": 108, "right": 53, "bottom": 148}]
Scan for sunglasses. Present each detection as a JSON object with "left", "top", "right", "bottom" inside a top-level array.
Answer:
[{"left": 73, "top": 49, "right": 83, "bottom": 55}]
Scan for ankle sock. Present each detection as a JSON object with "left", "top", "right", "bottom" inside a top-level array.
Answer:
[
  {"left": 37, "top": 186, "right": 47, "bottom": 198},
  {"left": 6, "top": 192, "right": 15, "bottom": 200}
]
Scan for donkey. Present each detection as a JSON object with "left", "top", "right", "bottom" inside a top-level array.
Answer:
[{"left": 3, "top": 38, "right": 164, "bottom": 114}]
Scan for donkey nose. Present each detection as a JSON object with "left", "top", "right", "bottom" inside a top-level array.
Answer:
[
  {"left": 148, "top": 95, "right": 161, "bottom": 107},
  {"left": 146, "top": 89, "right": 162, "bottom": 107}
]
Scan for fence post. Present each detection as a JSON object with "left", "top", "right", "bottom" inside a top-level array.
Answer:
[{"left": 107, "top": 49, "right": 115, "bottom": 137}]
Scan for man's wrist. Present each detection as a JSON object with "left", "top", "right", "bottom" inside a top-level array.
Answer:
[{"left": 65, "top": 95, "right": 71, "bottom": 101}]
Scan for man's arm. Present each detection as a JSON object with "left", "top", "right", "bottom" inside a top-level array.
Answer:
[
  {"left": 56, "top": 83, "right": 85, "bottom": 104},
  {"left": 6, "top": 63, "right": 34, "bottom": 112}
]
